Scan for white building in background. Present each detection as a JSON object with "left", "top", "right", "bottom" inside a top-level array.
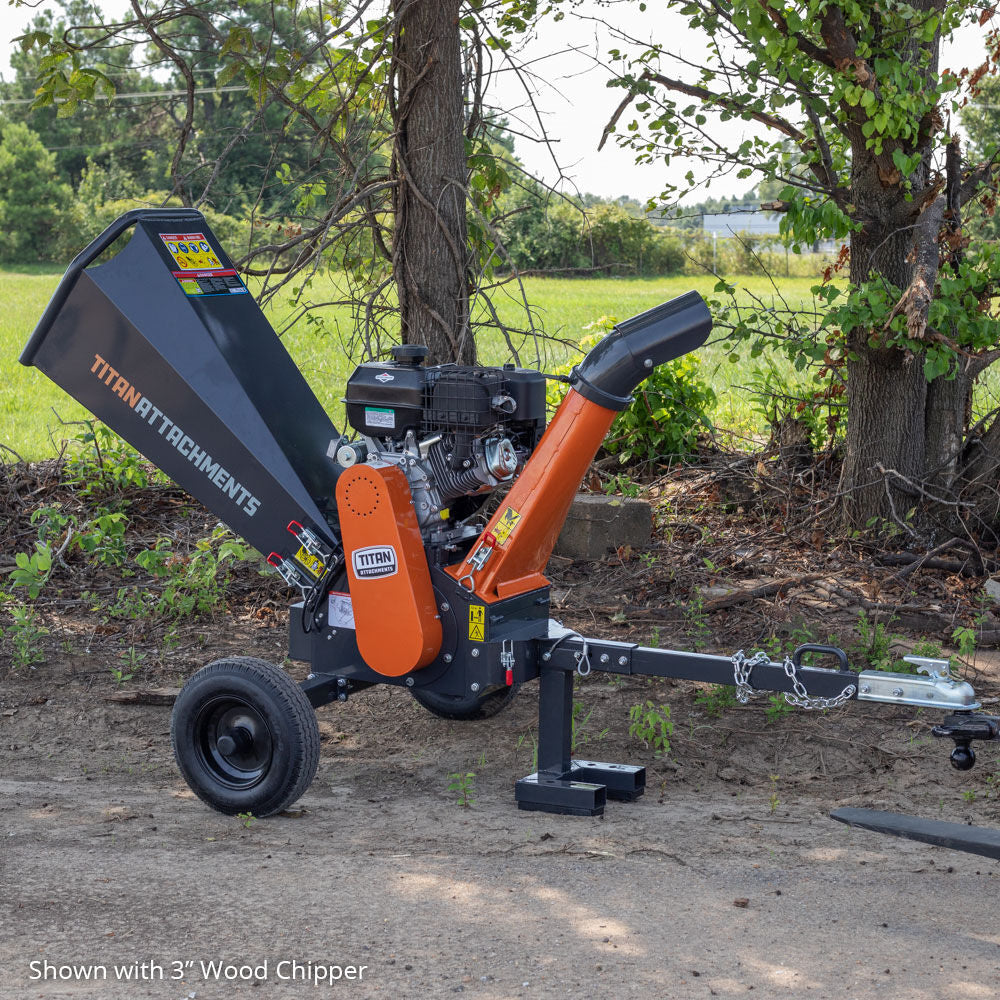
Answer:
[
  {"left": 702, "top": 203, "right": 838, "bottom": 252},
  {"left": 702, "top": 206, "right": 781, "bottom": 237}
]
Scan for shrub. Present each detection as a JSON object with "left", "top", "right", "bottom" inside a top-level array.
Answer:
[
  {"left": 0, "top": 121, "right": 74, "bottom": 262},
  {"left": 548, "top": 316, "right": 716, "bottom": 465}
]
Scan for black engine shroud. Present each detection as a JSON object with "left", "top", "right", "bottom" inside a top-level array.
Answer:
[{"left": 344, "top": 352, "right": 547, "bottom": 469}]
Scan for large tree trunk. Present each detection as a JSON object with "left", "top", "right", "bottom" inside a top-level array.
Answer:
[
  {"left": 834, "top": 7, "right": 980, "bottom": 534},
  {"left": 391, "top": 0, "right": 473, "bottom": 365},
  {"left": 840, "top": 160, "right": 929, "bottom": 528}
]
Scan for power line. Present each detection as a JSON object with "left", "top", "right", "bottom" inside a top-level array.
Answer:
[{"left": 0, "top": 84, "right": 249, "bottom": 107}]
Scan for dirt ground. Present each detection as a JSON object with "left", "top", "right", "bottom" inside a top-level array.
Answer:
[{"left": 4, "top": 465, "right": 1000, "bottom": 999}]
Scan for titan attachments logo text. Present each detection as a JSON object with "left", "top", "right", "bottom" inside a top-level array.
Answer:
[{"left": 351, "top": 545, "right": 398, "bottom": 580}]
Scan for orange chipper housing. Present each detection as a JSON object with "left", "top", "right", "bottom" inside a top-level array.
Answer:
[
  {"left": 337, "top": 462, "right": 442, "bottom": 675},
  {"left": 447, "top": 291, "right": 713, "bottom": 604}
]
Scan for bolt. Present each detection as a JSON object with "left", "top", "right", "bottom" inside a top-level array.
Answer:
[
  {"left": 337, "top": 677, "right": 347, "bottom": 688},
  {"left": 471, "top": 682, "right": 481, "bottom": 693},
  {"left": 892, "top": 687, "right": 904, "bottom": 698},
  {"left": 542, "top": 652, "right": 551, "bottom": 661},
  {"left": 618, "top": 656, "right": 628, "bottom": 666},
  {"left": 326, "top": 634, "right": 333, "bottom": 641},
  {"left": 600, "top": 653, "right": 610, "bottom": 664},
  {"left": 440, "top": 602, "right": 450, "bottom": 613},
  {"left": 405, "top": 676, "right": 415, "bottom": 687},
  {"left": 643, "top": 358, "right": 653, "bottom": 368},
  {"left": 471, "top": 648, "right": 480, "bottom": 658},
  {"left": 338, "top": 692, "right": 347, "bottom": 702},
  {"left": 860, "top": 684, "right": 871, "bottom": 694},
  {"left": 443, "top": 653, "right": 453, "bottom": 663},
  {"left": 307, "top": 673, "right": 316, "bottom": 680}
]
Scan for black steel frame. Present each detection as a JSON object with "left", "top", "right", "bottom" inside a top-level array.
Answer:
[{"left": 514, "top": 635, "right": 861, "bottom": 816}]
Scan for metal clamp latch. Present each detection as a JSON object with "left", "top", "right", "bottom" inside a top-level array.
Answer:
[
  {"left": 857, "top": 656, "right": 980, "bottom": 710},
  {"left": 267, "top": 552, "right": 313, "bottom": 597},
  {"left": 287, "top": 520, "right": 333, "bottom": 560},
  {"left": 501, "top": 639, "right": 515, "bottom": 686}
]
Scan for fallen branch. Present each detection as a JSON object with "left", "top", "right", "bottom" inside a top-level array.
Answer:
[
  {"left": 106, "top": 687, "right": 179, "bottom": 706},
  {"left": 702, "top": 574, "right": 822, "bottom": 612}
]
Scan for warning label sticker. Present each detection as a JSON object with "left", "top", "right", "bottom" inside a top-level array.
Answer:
[
  {"left": 172, "top": 268, "right": 248, "bottom": 297},
  {"left": 160, "top": 233, "right": 224, "bottom": 271},
  {"left": 468, "top": 604, "right": 486, "bottom": 642},
  {"left": 492, "top": 507, "right": 522, "bottom": 545},
  {"left": 295, "top": 546, "right": 325, "bottom": 579},
  {"left": 365, "top": 407, "right": 395, "bottom": 430},
  {"left": 328, "top": 591, "right": 356, "bottom": 630}
]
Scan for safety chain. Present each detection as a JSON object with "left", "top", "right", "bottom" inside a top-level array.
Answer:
[{"left": 731, "top": 650, "right": 857, "bottom": 711}]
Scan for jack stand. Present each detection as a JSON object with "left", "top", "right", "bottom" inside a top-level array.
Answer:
[{"left": 515, "top": 667, "right": 645, "bottom": 815}]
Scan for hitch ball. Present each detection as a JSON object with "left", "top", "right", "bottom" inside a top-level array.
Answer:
[
  {"left": 932, "top": 712, "right": 1000, "bottom": 772},
  {"left": 950, "top": 743, "right": 976, "bottom": 771}
]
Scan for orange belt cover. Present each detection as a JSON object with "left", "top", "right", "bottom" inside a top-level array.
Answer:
[{"left": 336, "top": 463, "right": 442, "bottom": 676}]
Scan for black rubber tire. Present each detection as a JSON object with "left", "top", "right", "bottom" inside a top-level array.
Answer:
[
  {"left": 411, "top": 683, "right": 519, "bottom": 721},
  {"left": 171, "top": 656, "right": 320, "bottom": 817}
]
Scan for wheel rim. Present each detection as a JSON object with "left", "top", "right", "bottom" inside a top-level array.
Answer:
[{"left": 193, "top": 696, "right": 273, "bottom": 790}]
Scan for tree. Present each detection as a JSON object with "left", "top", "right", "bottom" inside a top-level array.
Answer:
[
  {"left": 17, "top": 0, "right": 551, "bottom": 366},
  {"left": 0, "top": 122, "right": 74, "bottom": 262},
  {"left": 3, "top": 0, "right": 171, "bottom": 189},
  {"left": 390, "top": 0, "right": 473, "bottom": 362},
  {"left": 603, "top": 2, "right": 1000, "bottom": 540}
]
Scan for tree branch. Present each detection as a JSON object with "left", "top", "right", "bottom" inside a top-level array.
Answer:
[
  {"left": 762, "top": 5, "right": 836, "bottom": 69},
  {"left": 639, "top": 70, "right": 807, "bottom": 142}
]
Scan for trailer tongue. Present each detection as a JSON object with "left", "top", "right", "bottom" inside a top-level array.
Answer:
[{"left": 21, "top": 209, "right": 997, "bottom": 826}]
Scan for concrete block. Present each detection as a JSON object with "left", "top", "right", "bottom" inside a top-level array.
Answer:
[{"left": 554, "top": 493, "right": 652, "bottom": 561}]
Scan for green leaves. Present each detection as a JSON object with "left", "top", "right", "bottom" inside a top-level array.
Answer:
[{"left": 9, "top": 543, "right": 53, "bottom": 600}]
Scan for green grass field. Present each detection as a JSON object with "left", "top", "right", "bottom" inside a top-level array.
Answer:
[{"left": 1, "top": 267, "right": 827, "bottom": 460}]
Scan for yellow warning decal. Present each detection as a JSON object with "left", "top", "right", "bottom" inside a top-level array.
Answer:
[
  {"left": 295, "top": 546, "right": 325, "bottom": 579},
  {"left": 468, "top": 604, "right": 486, "bottom": 642},
  {"left": 160, "top": 232, "right": 224, "bottom": 271},
  {"left": 492, "top": 506, "right": 521, "bottom": 545}
]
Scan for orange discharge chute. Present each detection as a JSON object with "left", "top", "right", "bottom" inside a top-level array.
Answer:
[{"left": 336, "top": 463, "right": 442, "bottom": 676}]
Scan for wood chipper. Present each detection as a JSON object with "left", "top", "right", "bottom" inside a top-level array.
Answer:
[{"left": 20, "top": 209, "right": 1000, "bottom": 839}]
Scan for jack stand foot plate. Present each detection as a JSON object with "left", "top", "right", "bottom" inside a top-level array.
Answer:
[{"left": 515, "top": 760, "right": 645, "bottom": 815}]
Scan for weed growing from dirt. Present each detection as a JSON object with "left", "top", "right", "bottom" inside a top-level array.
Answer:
[
  {"left": 110, "top": 646, "right": 145, "bottom": 685},
  {"left": 571, "top": 699, "right": 608, "bottom": 753},
  {"left": 1, "top": 601, "right": 48, "bottom": 670},
  {"left": 765, "top": 694, "right": 794, "bottom": 723},
  {"left": 694, "top": 684, "right": 738, "bottom": 717},
  {"left": 768, "top": 774, "right": 780, "bottom": 813},
  {"left": 854, "top": 610, "right": 902, "bottom": 671},
  {"left": 683, "top": 594, "right": 712, "bottom": 651},
  {"left": 447, "top": 771, "right": 476, "bottom": 808},
  {"left": 628, "top": 701, "right": 673, "bottom": 757}
]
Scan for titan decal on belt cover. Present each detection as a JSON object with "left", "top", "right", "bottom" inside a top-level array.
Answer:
[
  {"left": 351, "top": 545, "right": 398, "bottom": 580},
  {"left": 89, "top": 352, "right": 261, "bottom": 518}
]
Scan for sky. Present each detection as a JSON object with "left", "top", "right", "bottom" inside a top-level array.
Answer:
[{"left": 0, "top": 2, "right": 991, "bottom": 203}]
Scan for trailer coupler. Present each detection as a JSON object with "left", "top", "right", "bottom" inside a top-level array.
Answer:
[{"left": 516, "top": 624, "right": 982, "bottom": 816}]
